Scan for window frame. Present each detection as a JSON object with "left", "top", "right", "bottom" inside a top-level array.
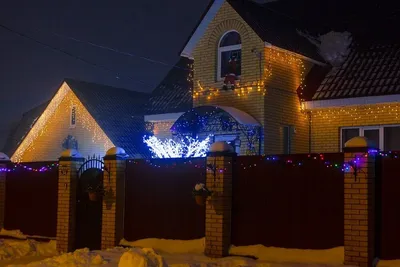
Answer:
[
  {"left": 217, "top": 30, "right": 242, "bottom": 81},
  {"left": 340, "top": 125, "right": 400, "bottom": 151},
  {"left": 70, "top": 106, "right": 77, "bottom": 128}
]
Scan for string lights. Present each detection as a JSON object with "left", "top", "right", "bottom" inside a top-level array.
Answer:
[
  {"left": 0, "top": 162, "right": 58, "bottom": 172},
  {"left": 11, "top": 82, "right": 115, "bottom": 162},
  {"left": 310, "top": 104, "right": 400, "bottom": 122},
  {"left": 192, "top": 47, "right": 305, "bottom": 103},
  {"left": 143, "top": 135, "right": 211, "bottom": 158}
]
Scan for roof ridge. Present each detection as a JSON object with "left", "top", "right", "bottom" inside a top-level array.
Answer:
[{"left": 64, "top": 78, "right": 149, "bottom": 96}]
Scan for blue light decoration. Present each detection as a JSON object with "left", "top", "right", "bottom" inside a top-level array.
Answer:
[{"left": 143, "top": 135, "right": 212, "bottom": 158}]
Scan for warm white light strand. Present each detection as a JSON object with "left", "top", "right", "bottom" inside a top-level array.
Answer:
[{"left": 11, "top": 83, "right": 70, "bottom": 162}]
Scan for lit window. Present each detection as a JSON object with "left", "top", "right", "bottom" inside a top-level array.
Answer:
[
  {"left": 218, "top": 31, "right": 241, "bottom": 81},
  {"left": 70, "top": 106, "right": 76, "bottom": 128},
  {"left": 340, "top": 125, "right": 400, "bottom": 151}
]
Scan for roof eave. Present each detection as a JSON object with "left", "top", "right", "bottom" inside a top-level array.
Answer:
[
  {"left": 304, "top": 94, "right": 400, "bottom": 110},
  {"left": 179, "top": 0, "right": 225, "bottom": 58},
  {"left": 265, "top": 42, "right": 326, "bottom": 66}
]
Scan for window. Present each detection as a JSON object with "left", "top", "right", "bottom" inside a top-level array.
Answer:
[
  {"left": 384, "top": 126, "right": 400, "bottom": 150},
  {"left": 340, "top": 125, "right": 400, "bottom": 151},
  {"left": 70, "top": 106, "right": 76, "bottom": 128},
  {"left": 218, "top": 31, "right": 241, "bottom": 80}
]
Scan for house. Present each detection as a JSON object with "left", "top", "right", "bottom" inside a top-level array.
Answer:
[
  {"left": 148, "top": 0, "right": 400, "bottom": 155},
  {"left": 303, "top": 43, "right": 400, "bottom": 152},
  {"left": 7, "top": 0, "right": 399, "bottom": 160},
  {"left": 8, "top": 79, "right": 150, "bottom": 162},
  {"left": 150, "top": 0, "right": 325, "bottom": 155}
]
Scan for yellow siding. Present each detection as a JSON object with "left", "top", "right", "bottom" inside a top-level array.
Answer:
[
  {"left": 263, "top": 48, "right": 313, "bottom": 154},
  {"left": 310, "top": 103, "right": 400, "bottom": 152},
  {"left": 18, "top": 86, "right": 114, "bottom": 162},
  {"left": 192, "top": 1, "right": 265, "bottom": 126},
  {"left": 191, "top": 1, "right": 313, "bottom": 154}
]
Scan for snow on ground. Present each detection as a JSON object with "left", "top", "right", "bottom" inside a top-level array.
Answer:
[
  {"left": 0, "top": 229, "right": 55, "bottom": 240},
  {"left": 1, "top": 236, "right": 399, "bottom": 267},
  {"left": 0, "top": 239, "right": 56, "bottom": 260},
  {"left": 121, "top": 238, "right": 345, "bottom": 265}
]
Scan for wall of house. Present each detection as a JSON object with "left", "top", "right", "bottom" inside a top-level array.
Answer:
[
  {"left": 263, "top": 47, "right": 313, "bottom": 154},
  {"left": 191, "top": 0, "right": 314, "bottom": 155},
  {"left": 15, "top": 85, "right": 114, "bottom": 162},
  {"left": 310, "top": 103, "right": 400, "bottom": 152},
  {"left": 192, "top": 1, "right": 265, "bottom": 154}
]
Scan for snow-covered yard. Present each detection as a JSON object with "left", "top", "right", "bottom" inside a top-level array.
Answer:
[{"left": 1, "top": 229, "right": 399, "bottom": 267}]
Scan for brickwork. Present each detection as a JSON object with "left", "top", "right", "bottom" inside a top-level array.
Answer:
[
  {"left": 343, "top": 150, "right": 376, "bottom": 267},
  {"left": 56, "top": 158, "right": 83, "bottom": 253},
  {"left": 101, "top": 158, "right": 126, "bottom": 250},
  {"left": 205, "top": 154, "right": 234, "bottom": 258},
  {"left": 191, "top": 2, "right": 314, "bottom": 155},
  {"left": 0, "top": 162, "right": 8, "bottom": 229},
  {"left": 310, "top": 103, "right": 400, "bottom": 152},
  {"left": 17, "top": 84, "right": 114, "bottom": 162}
]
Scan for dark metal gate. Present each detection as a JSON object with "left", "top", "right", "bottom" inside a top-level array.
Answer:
[{"left": 75, "top": 155, "right": 107, "bottom": 250}]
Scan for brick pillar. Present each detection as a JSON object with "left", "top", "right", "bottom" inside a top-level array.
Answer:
[
  {"left": 56, "top": 151, "right": 84, "bottom": 253},
  {"left": 101, "top": 148, "right": 127, "bottom": 250},
  {"left": 343, "top": 137, "right": 377, "bottom": 267},
  {"left": 0, "top": 155, "right": 10, "bottom": 230},
  {"left": 205, "top": 142, "right": 236, "bottom": 258}
]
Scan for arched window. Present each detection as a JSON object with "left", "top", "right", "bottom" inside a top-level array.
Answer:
[{"left": 217, "top": 31, "right": 242, "bottom": 80}]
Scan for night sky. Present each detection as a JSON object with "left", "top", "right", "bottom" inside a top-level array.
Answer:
[
  {"left": 1, "top": 0, "right": 399, "bottom": 150},
  {"left": 0, "top": 0, "right": 209, "bottom": 149}
]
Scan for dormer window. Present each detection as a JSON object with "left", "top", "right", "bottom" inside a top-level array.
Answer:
[
  {"left": 70, "top": 106, "right": 76, "bottom": 128},
  {"left": 217, "top": 31, "right": 242, "bottom": 81}
]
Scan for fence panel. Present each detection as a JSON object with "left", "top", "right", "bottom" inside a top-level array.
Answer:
[
  {"left": 124, "top": 158, "right": 206, "bottom": 241},
  {"left": 380, "top": 154, "right": 400, "bottom": 260},
  {"left": 232, "top": 153, "right": 344, "bottom": 249},
  {"left": 4, "top": 162, "right": 58, "bottom": 237}
]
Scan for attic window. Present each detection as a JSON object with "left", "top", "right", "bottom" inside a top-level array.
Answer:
[
  {"left": 217, "top": 31, "right": 241, "bottom": 80},
  {"left": 70, "top": 106, "right": 76, "bottom": 128}
]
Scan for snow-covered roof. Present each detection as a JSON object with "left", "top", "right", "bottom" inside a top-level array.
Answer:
[{"left": 216, "top": 106, "right": 261, "bottom": 126}]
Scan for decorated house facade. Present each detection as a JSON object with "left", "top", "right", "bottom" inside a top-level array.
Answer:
[
  {"left": 303, "top": 43, "right": 400, "bottom": 152},
  {"left": 147, "top": 0, "right": 400, "bottom": 155},
  {"left": 5, "top": 0, "right": 400, "bottom": 161},
  {"left": 146, "top": 0, "right": 324, "bottom": 156},
  {"left": 6, "top": 79, "right": 149, "bottom": 162}
]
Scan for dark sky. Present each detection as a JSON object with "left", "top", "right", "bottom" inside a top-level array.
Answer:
[
  {"left": 1, "top": 0, "right": 399, "bottom": 150},
  {"left": 0, "top": 0, "right": 210, "bottom": 149}
]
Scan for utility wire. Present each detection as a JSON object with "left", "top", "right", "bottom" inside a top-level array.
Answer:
[
  {"left": 38, "top": 29, "right": 191, "bottom": 71},
  {"left": 0, "top": 23, "right": 155, "bottom": 88}
]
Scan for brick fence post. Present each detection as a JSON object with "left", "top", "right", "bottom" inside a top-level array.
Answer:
[
  {"left": 56, "top": 149, "right": 84, "bottom": 253},
  {"left": 102, "top": 147, "right": 128, "bottom": 250},
  {"left": 205, "top": 142, "right": 236, "bottom": 258},
  {"left": 343, "top": 136, "right": 377, "bottom": 267},
  {"left": 0, "top": 152, "right": 10, "bottom": 230}
]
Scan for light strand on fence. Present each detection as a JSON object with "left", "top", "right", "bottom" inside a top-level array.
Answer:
[{"left": 0, "top": 163, "right": 58, "bottom": 172}]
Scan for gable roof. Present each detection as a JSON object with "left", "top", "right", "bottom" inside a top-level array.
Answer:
[
  {"left": 304, "top": 43, "right": 400, "bottom": 101},
  {"left": 64, "top": 79, "right": 150, "bottom": 158},
  {"left": 2, "top": 102, "right": 49, "bottom": 157},
  {"left": 146, "top": 57, "right": 193, "bottom": 115},
  {"left": 180, "top": 0, "right": 323, "bottom": 62}
]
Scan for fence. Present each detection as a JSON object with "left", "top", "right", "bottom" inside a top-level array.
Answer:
[
  {"left": 124, "top": 158, "right": 206, "bottom": 241},
  {"left": 4, "top": 162, "right": 58, "bottom": 237},
  {"left": 379, "top": 154, "right": 400, "bottom": 260},
  {"left": 232, "top": 153, "right": 344, "bottom": 249},
  {"left": 1, "top": 153, "right": 400, "bottom": 261}
]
